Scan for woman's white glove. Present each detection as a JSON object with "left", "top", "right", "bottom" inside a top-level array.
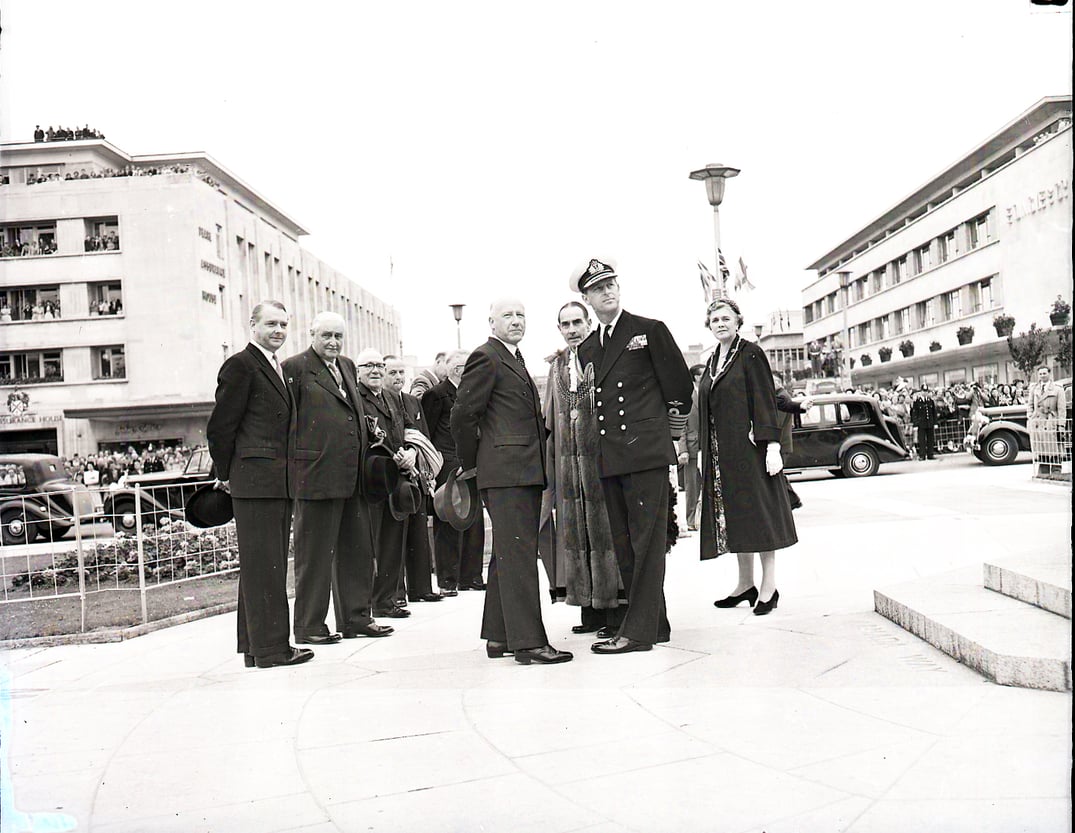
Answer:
[{"left": 765, "top": 443, "right": 783, "bottom": 476}]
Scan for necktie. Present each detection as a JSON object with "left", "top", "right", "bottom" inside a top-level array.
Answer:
[
  {"left": 514, "top": 348, "right": 527, "bottom": 369},
  {"left": 328, "top": 361, "right": 344, "bottom": 390},
  {"left": 271, "top": 353, "right": 284, "bottom": 381}
]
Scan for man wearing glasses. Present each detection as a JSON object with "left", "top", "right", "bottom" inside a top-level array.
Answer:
[
  {"left": 283, "top": 313, "right": 394, "bottom": 643},
  {"left": 356, "top": 347, "right": 419, "bottom": 619}
]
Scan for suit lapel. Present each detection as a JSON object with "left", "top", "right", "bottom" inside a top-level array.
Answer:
[
  {"left": 307, "top": 348, "right": 348, "bottom": 403},
  {"left": 596, "top": 311, "right": 634, "bottom": 385},
  {"left": 488, "top": 338, "right": 531, "bottom": 386},
  {"left": 247, "top": 344, "right": 289, "bottom": 403}
]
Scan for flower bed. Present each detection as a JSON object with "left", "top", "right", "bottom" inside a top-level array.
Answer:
[{"left": 9, "top": 521, "right": 241, "bottom": 590}]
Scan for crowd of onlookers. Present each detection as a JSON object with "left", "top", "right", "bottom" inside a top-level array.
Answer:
[
  {"left": 64, "top": 444, "right": 195, "bottom": 487},
  {"left": 1, "top": 300, "right": 61, "bottom": 322},
  {"left": 842, "top": 379, "right": 1030, "bottom": 454},
  {"left": 85, "top": 232, "right": 120, "bottom": 251},
  {"left": 23, "top": 163, "right": 218, "bottom": 189},
  {"left": 1, "top": 238, "right": 58, "bottom": 257},
  {"left": 34, "top": 125, "right": 104, "bottom": 142}
]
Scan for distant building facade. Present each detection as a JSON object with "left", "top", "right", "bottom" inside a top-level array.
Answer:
[
  {"left": 756, "top": 309, "right": 807, "bottom": 382},
  {"left": 803, "top": 96, "right": 1072, "bottom": 389},
  {"left": 0, "top": 136, "right": 401, "bottom": 455}
]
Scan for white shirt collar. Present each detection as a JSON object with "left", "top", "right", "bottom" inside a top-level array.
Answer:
[
  {"left": 251, "top": 341, "right": 279, "bottom": 365},
  {"left": 600, "top": 310, "right": 624, "bottom": 338},
  {"left": 492, "top": 335, "right": 521, "bottom": 354}
]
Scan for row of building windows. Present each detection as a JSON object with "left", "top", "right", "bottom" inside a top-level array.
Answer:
[
  {"left": 804, "top": 209, "right": 996, "bottom": 325},
  {"left": 234, "top": 233, "right": 397, "bottom": 352},
  {"left": 811, "top": 275, "right": 997, "bottom": 349},
  {"left": 0, "top": 283, "right": 124, "bottom": 322},
  {"left": 0, "top": 346, "right": 125, "bottom": 385},
  {"left": 0, "top": 217, "right": 121, "bottom": 258}
]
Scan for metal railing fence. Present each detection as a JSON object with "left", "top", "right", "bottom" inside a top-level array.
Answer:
[{"left": 1, "top": 480, "right": 241, "bottom": 637}]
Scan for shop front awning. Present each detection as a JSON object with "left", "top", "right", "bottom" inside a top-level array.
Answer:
[{"left": 63, "top": 401, "right": 215, "bottom": 420}]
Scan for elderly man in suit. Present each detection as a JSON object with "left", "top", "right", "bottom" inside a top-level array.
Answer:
[
  {"left": 357, "top": 348, "right": 419, "bottom": 619},
  {"left": 422, "top": 349, "right": 486, "bottom": 595},
  {"left": 574, "top": 258, "right": 694, "bottom": 654},
  {"left": 206, "top": 300, "right": 312, "bottom": 668},
  {"left": 384, "top": 354, "right": 443, "bottom": 604},
  {"left": 283, "top": 311, "right": 394, "bottom": 643},
  {"left": 451, "top": 298, "right": 572, "bottom": 665}
]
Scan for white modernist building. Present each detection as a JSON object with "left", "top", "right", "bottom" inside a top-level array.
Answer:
[
  {"left": 0, "top": 136, "right": 401, "bottom": 455},
  {"left": 803, "top": 95, "right": 1072, "bottom": 389}
]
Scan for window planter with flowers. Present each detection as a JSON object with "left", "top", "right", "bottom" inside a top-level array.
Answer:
[
  {"left": 878, "top": 346, "right": 893, "bottom": 362},
  {"left": 860, "top": 353, "right": 873, "bottom": 367},
  {"left": 929, "top": 341, "right": 942, "bottom": 353},
  {"left": 1050, "top": 296, "right": 1071, "bottom": 326},
  {"left": 898, "top": 339, "right": 915, "bottom": 357},
  {"left": 956, "top": 326, "right": 975, "bottom": 346},
  {"left": 992, "top": 313, "right": 1015, "bottom": 337}
]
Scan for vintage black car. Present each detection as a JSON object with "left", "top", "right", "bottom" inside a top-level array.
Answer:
[
  {"left": 0, "top": 454, "right": 103, "bottom": 545},
  {"left": 102, "top": 446, "right": 215, "bottom": 531},
  {"left": 785, "top": 393, "right": 910, "bottom": 478},
  {"left": 967, "top": 378, "right": 1072, "bottom": 465}
]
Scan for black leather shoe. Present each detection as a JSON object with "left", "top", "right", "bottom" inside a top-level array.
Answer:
[
  {"left": 571, "top": 624, "right": 600, "bottom": 634},
  {"left": 243, "top": 653, "right": 255, "bottom": 668},
  {"left": 714, "top": 586, "right": 759, "bottom": 608},
  {"left": 295, "top": 633, "right": 343, "bottom": 645},
  {"left": 253, "top": 647, "right": 314, "bottom": 668},
  {"left": 486, "top": 640, "right": 514, "bottom": 658},
  {"left": 342, "top": 622, "right": 395, "bottom": 638},
  {"left": 514, "top": 645, "right": 573, "bottom": 665},
  {"left": 753, "top": 589, "right": 780, "bottom": 616},
  {"left": 460, "top": 579, "right": 486, "bottom": 591},
  {"left": 595, "top": 626, "right": 618, "bottom": 639},
  {"left": 591, "top": 636, "right": 652, "bottom": 655},
  {"left": 440, "top": 587, "right": 458, "bottom": 597},
  {"left": 409, "top": 593, "right": 444, "bottom": 602},
  {"left": 373, "top": 606, "right": 411, "bottom": 618}
]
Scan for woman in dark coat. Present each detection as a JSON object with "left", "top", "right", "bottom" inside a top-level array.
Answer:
[{"left": 698, "top": 298, "right": 797, "bottom": 615}]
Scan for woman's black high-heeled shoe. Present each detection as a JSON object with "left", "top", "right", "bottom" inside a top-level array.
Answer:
[
  {"left": 753, "top": 589, "right": 780, "bottom": 616},
  {"left": 714, "top": 586, "right": 759, "bottom": 608}
]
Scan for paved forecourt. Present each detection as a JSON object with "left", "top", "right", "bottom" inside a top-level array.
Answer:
[{"left": 1, "top": 459, "right": 1070, "bottom": 833}]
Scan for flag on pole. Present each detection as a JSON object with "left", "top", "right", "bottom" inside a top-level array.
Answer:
[
  {"left": 717, "top": 249, "right": 731, "bottom": 282},
  {"left": 734, "top": 256, "right": 755, "bottom": 292},
  {"left": 698, "top": 259, "right": 722, "bottom": 303}
]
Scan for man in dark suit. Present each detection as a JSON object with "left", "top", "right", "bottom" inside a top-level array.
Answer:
[
  {"left": 772, "top": 372, "right": 813, "bottom": 510},
  {"left": 384, "top": 354, "right": 443, "bottom": 604},
  {"left": 421, "top": 349, "right": 485, "bottom": 595},
  {"left": 283, "top": 312, "right": 394, "bottom": 644},
  {"left": 356, "top": 348, "right": 419, "bottom": 619},
  {"left": 574, "top": 259, "right": 694, "bottom": 654},
  {"left": 451, "top": 298, "right": 573, "bottom": 665},
  {"left": 206, "top": 300, "right": 312, "bottom": 669}
]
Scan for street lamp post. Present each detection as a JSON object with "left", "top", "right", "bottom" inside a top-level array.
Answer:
[
  {"left": 449, "top": 304, "right": 465, "bottom": 349},
  {"left": 689, "top": 163, "right": 740, "bottom": 298},
  {"left": 837, "top": 271, "right": 851, "bottom": 389}
]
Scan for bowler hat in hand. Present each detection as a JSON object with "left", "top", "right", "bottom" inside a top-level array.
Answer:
[
  {"left": 433, "top": 467, "right": 480, "bottom": 531},
  {"left": 185, "top": 484, "right": 234, "bottom": 528},
  {"left": 389, "top": 476, "right": 422, "bottom": 521},
  {"left": 363, "top": 445, "right": 401, "bottom": 504}
]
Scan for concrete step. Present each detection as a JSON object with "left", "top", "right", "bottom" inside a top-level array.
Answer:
[
  {"left": 874, "top": 566, "right": 1072, "bottom": 692},
  {"left": 983, "top": 554, "right": 1072, "bottom": 619}
]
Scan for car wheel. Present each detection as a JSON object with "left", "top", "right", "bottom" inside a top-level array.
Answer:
[
  {"left": 841, "top": 445, "right": 879, "bottom": 478},
  {"left": 980, "top": 431, "right": 1019, "bottom": 465},
  {"left": 1, "top": 508, "right": 34, "bottom": 546},
  {"left": 110, "top": 498, "right": 139, "bottom": 532}
]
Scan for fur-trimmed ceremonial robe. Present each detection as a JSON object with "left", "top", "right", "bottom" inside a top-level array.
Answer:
[{"left": 539, "top": 348, "right": 621, "bottom": 609}]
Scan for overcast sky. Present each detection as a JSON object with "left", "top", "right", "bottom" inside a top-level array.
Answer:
[{"left": 1, "top": 0, "right": 1071, "bottom": 363}]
